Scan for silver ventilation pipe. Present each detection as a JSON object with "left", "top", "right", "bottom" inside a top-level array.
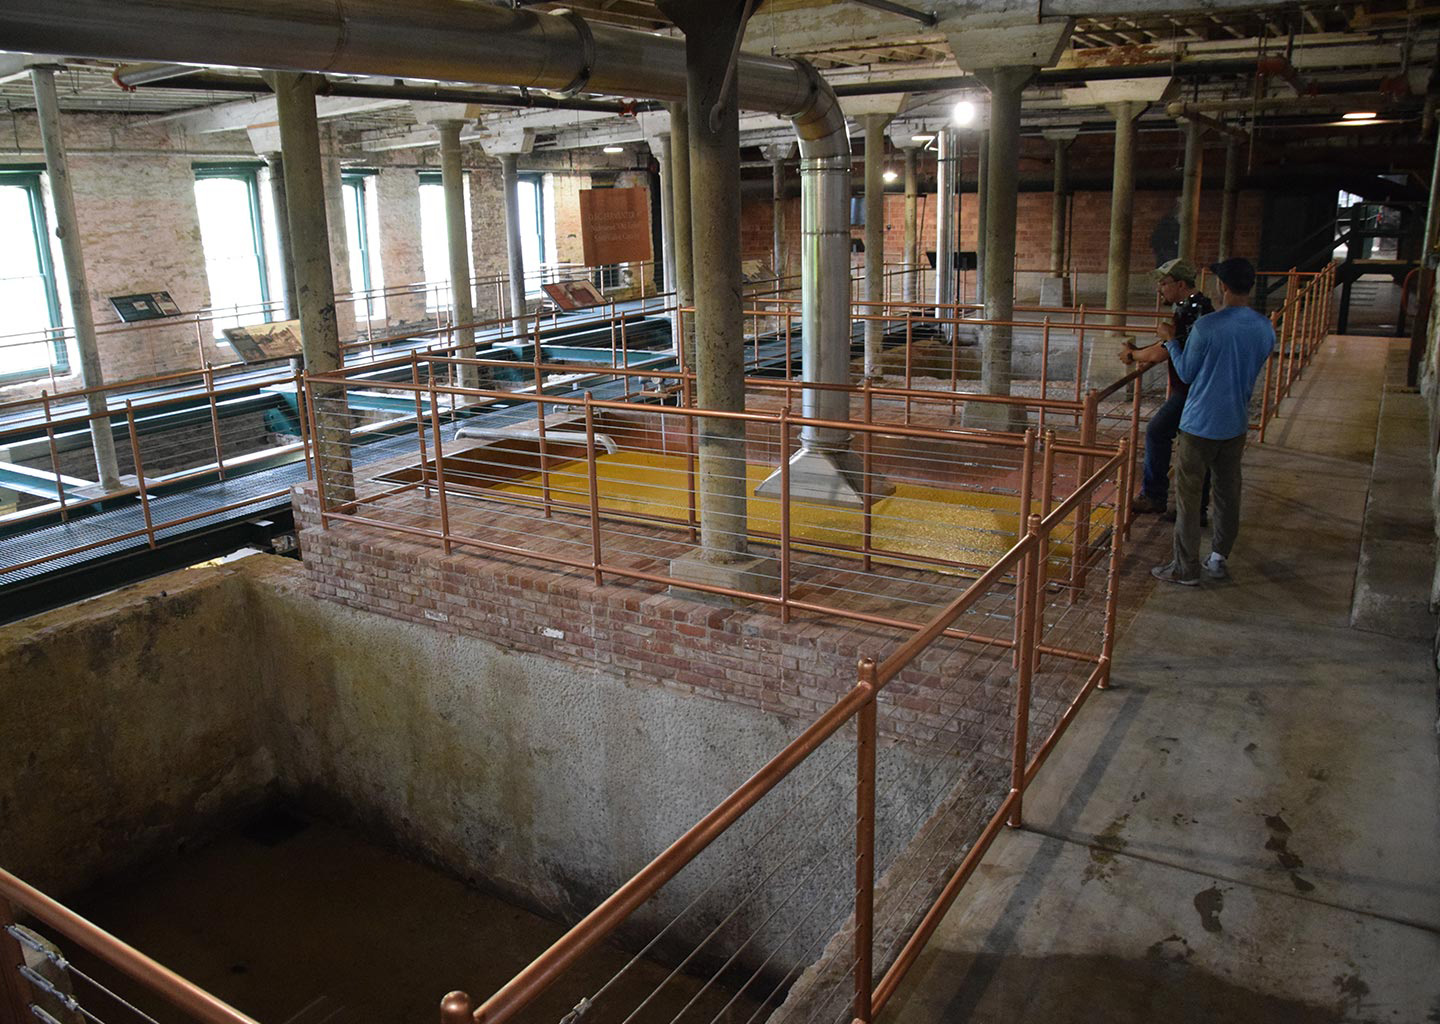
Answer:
[{"left": 4, "top": 0, "right": 861, "bottom": 501}]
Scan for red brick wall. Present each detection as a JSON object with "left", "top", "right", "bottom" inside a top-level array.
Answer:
[{"left": 746, "top": 187, "right": 1266, "bottom": 277}]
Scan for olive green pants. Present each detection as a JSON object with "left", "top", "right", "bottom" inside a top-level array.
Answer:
[{"left": 1173, "top": 430, "right": 1246, "bottom": 578}]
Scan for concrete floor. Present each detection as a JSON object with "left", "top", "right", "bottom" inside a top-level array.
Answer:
[{"left": 878, "top": 336, "right": 1440, "bottom": 1024}]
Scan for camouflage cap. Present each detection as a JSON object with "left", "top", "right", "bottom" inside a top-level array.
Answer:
[{"left": 1153, "top": 257, "right": 1198, "bottom": 284}]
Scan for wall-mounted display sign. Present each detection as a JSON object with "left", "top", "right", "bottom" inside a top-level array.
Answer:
[
  {"left": 541, "top": 279, "right": 606, "bottom": 311},
  {"left": 109, "top": 291, "right": 181, "bottom": 322},
  {"left": 578, "top": 187, "right": 653, "bottom": 267},
  {"left": 223, "top": 319, "right": 304, "bottom": 363}
]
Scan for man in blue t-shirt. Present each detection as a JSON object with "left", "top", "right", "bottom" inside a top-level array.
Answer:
[{"left": 1125, "top": 258, "right": 1276, "bottom": 585}]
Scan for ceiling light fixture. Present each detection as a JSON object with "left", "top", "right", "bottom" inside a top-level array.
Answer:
[
  {"left": 1342, "top": 111, "right": 1378, "bottom": 120},
  {"left": 952, "top": 100, "right": 977, "bottom": 126},
  {"left": 882, "top": 168, "right": 898, "bottom": 183},
  {"left": 911, "top": 133, "right": 935, "bottom": 142},
  {"left": 603, "top": 145, "right": 624, "bottom": 153}
]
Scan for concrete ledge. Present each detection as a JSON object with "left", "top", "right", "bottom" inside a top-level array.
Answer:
[{"left": 1350, "top": 381, "right": 1437, "bottom": 640}]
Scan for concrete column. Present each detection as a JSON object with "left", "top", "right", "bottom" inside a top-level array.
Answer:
[
  {"left": 934, "top": 128, "right": 955, "bottom": 323},
  {"left": 320, "top": 151, "right": 354, "bottom": 342},
  {"left": 30, "top": 67, "right": 121, "bottom": 491},
  {"left": 681, "top": 17, "right": 751, "bottom": 568},
  {"left": 1050, "top": 136, "right": 1068, "bottom": 276},
  {"left": 976, "top": 67, "right": 1029, "bottom": 414},
  {"left": 668, "top": 100, "right": 696, "bottom": 369},
  {"left": 976, "top": 128, "right": 989, "bottom": 305},
  {"left": 902, "top": 147, "right": 918, "bottom": 304},
  {"left": 1105, "top": 101, "right": 1142, "bottom": 326},
  {"left": 653, "top": 132, "right": 676, "bottom": 299},
  {"left": 272, "top": 71, "right": 353, "bottom": 502},
  {"left": 1178, "top": 119, "right": 1203, "bottom": 263},
  {"left": 436, "top": 120, "right": 478, "bottom": 387},
  {"left": 1218, "top": 135, "right": 1240, "bottom": 262},
  {"left": 265, "top": 153, "right": 298, "bottom": 320},
  {"left": 498, "top": 151, "right": 528, "bottom": 346},
  {"left": 863, "top": 113, "right": 888, "bottom": 378}
]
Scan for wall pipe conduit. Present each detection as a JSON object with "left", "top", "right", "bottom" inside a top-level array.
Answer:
[{"left": 5, "top": 0, "right": 859, "bottom": 499}]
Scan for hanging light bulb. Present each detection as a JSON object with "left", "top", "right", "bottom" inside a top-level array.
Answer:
[
  {"left": 883, "top": 168, "right": 898, "bottom": 183},
  {"left": 952, "top": 100, "right": 977, "bottom": 126}
]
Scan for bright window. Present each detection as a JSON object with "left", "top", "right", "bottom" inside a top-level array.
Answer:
[
  {"left": 342, "top": 171, "right": 385, "bottom": 323},
  {"left": 518, "top": 174, "right": 546, "bottom": 296},
  {"left": 0, "top": 171, "right": 69, "bottom": 383},
  {"left": 419, "top": 171, "right": 473, "bottom": 313},
  {"left": 193, "top": 165, "right": 271, "bottom": 340}
]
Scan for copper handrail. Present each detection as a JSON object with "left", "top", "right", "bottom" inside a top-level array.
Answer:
[{"left": 0, "top": 868, "right": 260, "bottom": 1024}]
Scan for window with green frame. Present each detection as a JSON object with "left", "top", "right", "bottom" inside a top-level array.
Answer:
[
  {"left": 193, "top": 163, "right": 271, "bottom": 340},
  {"left": 342, "top": 170, "right": 385, "bottom": 321},
  {"left": 418, "top": 169, "right": 473, "bottom": 313},
  {"left": 0, "top": 168, "right": 70, "bottom": 383}
]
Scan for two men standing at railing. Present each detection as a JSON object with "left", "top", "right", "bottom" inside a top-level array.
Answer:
[
  {"left": 1122, "top": 258, "right": 1278, "bottom": 586},
  {"left": 1128, "top": 258, "right": 1215, "bottom": 521}
]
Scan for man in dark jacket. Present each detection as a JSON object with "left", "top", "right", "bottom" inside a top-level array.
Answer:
[
  {"left": 1127, "top": 258, "right": 1276, "bottom": 584},
  {"left": 1124, "top": 258, "right": 1215, "bottom": 517}
]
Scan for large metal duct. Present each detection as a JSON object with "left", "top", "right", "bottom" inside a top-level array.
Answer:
[{"left": 8, "top": 0, "right": 860, "bottom": 501}]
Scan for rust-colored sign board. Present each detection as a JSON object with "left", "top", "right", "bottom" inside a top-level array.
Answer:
[{"left": 578, "top": 187, "right": 652, "bottom": 266}]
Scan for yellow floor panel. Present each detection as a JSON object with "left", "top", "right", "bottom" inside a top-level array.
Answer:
[{"left": 488, "top": 451, "right": 1113, "bottom": 573}]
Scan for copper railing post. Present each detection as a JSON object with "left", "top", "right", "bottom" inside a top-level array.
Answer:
[
  {"left": 1, "top": 898, "right": 36, "bottom": 1024},
  {"left": 583, "top": 393, "right": 604, "bottom": 587},
  {"left": 861, "top": 381, "right": 875, "bottom": 574},
  {"left": 202, "top": 363, "right": 225, "bottom": 480},
  {"left": 854, "top": 658, "right": 878, "bottom": 1024},
  {"left": 1013, "top": 428, "right": 1035, "bottom": 667},
  {"left": 535, "top": 343, "right": 553, "bottom": 520},
  {"left": 411, "top": 355, "right": 431, "bottom": 498},
  {"left": 1125, "top": 374, "right": 1142, "bottom": 536},
  {"left": 1258, "top": 314, "right": 1277, "bottom": 443},
  {"left": 426, "top": 376, "right": 453, "bottom": 555},
  {"left": 294, "top": 368, "right": 313, "bottom": 479},
  {"left": 1038, "top": 317, "right": 1051, "bottom": 436},
  {"left": 1008, "top": 515, "right": 1041, "bottom": 828},
  {"left": 1099, "top": 439, "right": 1130, "bottom": 690},
  {"left": 40, "top": 391, "right": 68, "bottom": 522},
  {"left": 125, "top": 401, "right": 156, "bottom": 549},
  {"left": 779, "top": 405, "right": 792, "bottom": 625},
  {"left": 303, "top": 374, "right": 331, "bottom": 526},
  {"left": 1068, "top": 391, "right": 1098, "bottom": 602}
]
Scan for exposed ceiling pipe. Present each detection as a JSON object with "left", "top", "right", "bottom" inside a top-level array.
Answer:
[
  {"left": 1166, "top": 103, "right": 1250, "bottom": 139},
  {"left": 847, "top": 0, "right": 939, "bottom": 29},
  {"left": 830, "top": 59, "right": 1276, "bottom": 98},
  {"left": 5, "top": 0, "right": 858, "bottom": 499},
  {"left": 113, "top": 68, "right": 654, "bottom": 113},
  {"left": 111, "top": 61, "right": 197, "bottom": 88}
]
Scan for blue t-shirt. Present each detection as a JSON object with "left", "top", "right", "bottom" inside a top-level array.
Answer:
[{"left": 1164, "top": 305, "right": 1275, "bottom": 440}]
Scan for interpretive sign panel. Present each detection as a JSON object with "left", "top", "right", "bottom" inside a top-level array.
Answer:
[
  {"left": 223, "top": 319, "right": 304, "bottom": 363},
  {"left": 578, "top": 187, "right": 652, "bottom": 267},
  {"left": 109, "top": 291, "right": 181, "bottom": 322}
]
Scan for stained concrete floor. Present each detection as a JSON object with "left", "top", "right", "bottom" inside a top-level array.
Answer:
[
  {"left": 878, "top": 335, "right": 1440, "bottom": 1024},
  {"left": 65, "top": 814, "right": 760, "bottom": 1024}
]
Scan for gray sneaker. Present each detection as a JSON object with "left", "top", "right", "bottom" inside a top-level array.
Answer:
[
  {"left": 1151, "top": 561, "right": 1200, "bottom": 586},
  {"left": 1202, "top": 552, "right": 1229, "bottom": 579}
]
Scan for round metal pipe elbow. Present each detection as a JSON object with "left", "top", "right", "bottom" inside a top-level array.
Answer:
[{"left": 786, "top": 59, "right": 850, "bottom": 160}]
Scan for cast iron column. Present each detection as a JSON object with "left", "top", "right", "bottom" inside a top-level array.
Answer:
[
  {"left": 1050, "top": 136, "right": 1068, "bottom": 277},
  {"left": 30, "top": 66, "right": 121, "bottom": 491},
  {"left": 863, "top": 113, "right": 887, "bottom": 378},
  {"left": 902, "top": 147, "right": 918, "bottom": 304},
  {"left": 978, "top": 67, "right": 1029, "bottom": 406},
  {"left": 1105, "top": 101, "right": 1141, "bottom": 326},
  {"left": 668, "top": 100, "right": 697, "bottom": 369},
  {"left": 1178, "top": 119, "right": 1203, "bottom": 263},
  {"left": 1218, "top": 135, "right": 1240, "bottom": 262},
  {"left": 265, "top": 153, "right": 298, "bottom": 319},
  {"left": 499, "top": 151, "right": 529, "bottom": 346},
  {"left": 975, "top": 128, "right": 989, "bottom": 305},
  {"left": 437, "top": 120, "right": 478, "bottom": 387},
  {"left": 273, "top": 71, "right": 354, "bottom": 502},
  {"left": 771, "top": 148, "right": 786, "bottom": 283},
  {"left": 654, "top": 132, "right": 677, "bottom": 299},
  {"left": 934, "top": 128, "right": 955, "bottom": 324}
]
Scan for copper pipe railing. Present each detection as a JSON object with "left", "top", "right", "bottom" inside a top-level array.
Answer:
[
  {"left": 1254, "top": 261, "right": 1336, "bottom": 442},
  {"left": 0, "top": 867, "right": 259, "bottom": 1024}
]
